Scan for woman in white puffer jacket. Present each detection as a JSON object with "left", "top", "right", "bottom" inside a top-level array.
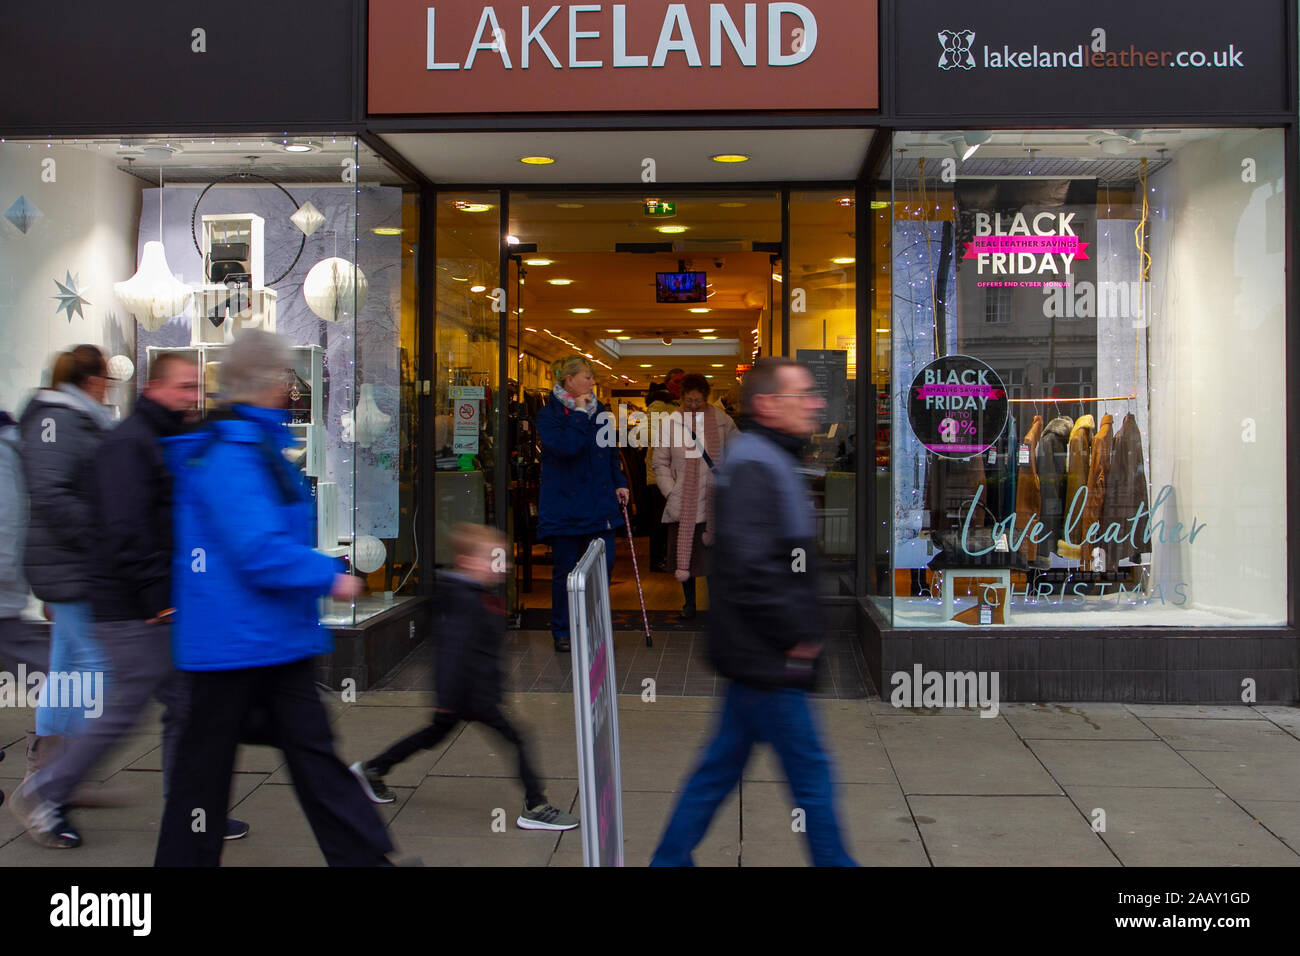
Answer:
[{"left": 652, "top": 374, "right": 737, "bottom": 619}]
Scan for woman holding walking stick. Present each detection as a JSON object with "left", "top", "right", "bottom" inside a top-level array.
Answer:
[{"left": 536, "top": 356, "right": 629, "bottom": 653}]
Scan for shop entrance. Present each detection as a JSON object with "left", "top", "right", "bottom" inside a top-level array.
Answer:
[{"left": 505, "top": 191, "right": 782, "bottom": 624}]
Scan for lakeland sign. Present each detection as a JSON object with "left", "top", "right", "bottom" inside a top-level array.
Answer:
[{"left": 368, "top": 1, "right": 878, "bottom": 113}]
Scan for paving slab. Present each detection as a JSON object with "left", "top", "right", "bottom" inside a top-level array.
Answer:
[
  {"left": 1026, "top": 740, "right": 1211, "bottom": 789},
  {"left": 607, "top": 709, "right": 718, "bottom": 792},
  {"left": 1140, "top": 718, "right": 1300, "bottom": 754},
  {"left": 869, "top": 700, "right": 994, "bottom": 718},
  {"left": 0, "top": 824, "right": 156, "bottom": 867},
  {"left": 740, "top": 781, "right": 928, "bottom": 867},
  {"left": 1255, "top": 706, "right": 1300, "bottom": 740},
  {"left": 1238, "top": 801, "right": 1300, "bottom": 854},
  {"left": 390, "top": 832, "right": 558, "bottom": 867},
  {"left": 1177, "top": 750, "right": 1300, "bottom": 803},
  {"left": 877, "top": 717, "right": 1062, "bottom": 795},
  {"left": 352, "top": 691, "right": 429, "bottom": 708},
  {"left": 1126, "top": 704, "right": 1265, "bottom": 720},
  {"left": 126, "top": 741, "right": 286, "bottom": 775},
  {"left": 552, "top": 789, "right": 740, "bottom": 867},
  {"left": 429, "top": 720, "right": 580, "bottom": 782},
  {"left": 226, "top": 781, "right": 403, "bottom": 846},
  {"left": 388, "top": 776, "right": 579, "bottom": 839},
  {"left": 909, "top": 795, "right": 1118, "bottom": 867},
  {"left": 1001, "top": 703, "right": 1158, "bottom": 740},
  {"left": 1065, "top": 786, "right": 1300, "bottom": 866},
  {"left": 65, "top": 769, "right": 265, "bottom": 833}
]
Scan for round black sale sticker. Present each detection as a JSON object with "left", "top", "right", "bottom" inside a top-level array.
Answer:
[{"left": 907, "top": 355, "right": 1009, "bottom": 459}]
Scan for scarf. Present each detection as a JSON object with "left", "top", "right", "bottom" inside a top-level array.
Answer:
[
  {"left": 552, "top": 383, "right": 597, "bottom": 418},
  {"left": 55, "top": 383, "right": 115, "bottom": 430},
  {"left": 675, "top": 405, "right": 722, "bottom": 581}
]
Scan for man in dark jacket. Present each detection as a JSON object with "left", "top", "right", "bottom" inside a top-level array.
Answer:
[
  {"left": 350, "top": 523, "right": 577, "bottom": 831},
  {"left": 651, "top": 357, "right": 857, "bottom": 867},
  {"left": 11, "top": 354, "right": 248, "bottom": 847}
]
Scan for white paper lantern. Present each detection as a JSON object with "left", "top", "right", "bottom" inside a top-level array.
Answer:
[
  {"left": 352, "top": 384, "right": 392, "bottom": 448},
  {"left": 107, "top": 355, "right": 135, "bottom": 381},
  {"left": 352, "top": 534, "right": 387, "bottom": 574},
  {"left": 114, "top": 241, "right": 193, "bottom": 331},
  {"left": 303, "top": 257, "right": 368, "bottom": 322}
]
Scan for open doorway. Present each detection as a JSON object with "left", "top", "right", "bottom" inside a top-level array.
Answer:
[{"left": 505, "top": 190, "right": 781, "bottom": 626}]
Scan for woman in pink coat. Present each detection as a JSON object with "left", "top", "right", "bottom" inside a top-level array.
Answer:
[{"left": 652, "top": 374, "right": 737, "bottom": 619}]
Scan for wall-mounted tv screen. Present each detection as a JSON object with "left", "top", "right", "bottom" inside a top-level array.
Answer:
[{"left": 656, "top": 271, "right": 707, "bottom": 303}]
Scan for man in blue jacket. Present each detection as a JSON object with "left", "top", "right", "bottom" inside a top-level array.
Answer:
[
  {"left": 153, "top": 330, "right": 392, "bottom": 867},
  {"left": 651, "top": 358, "right": 857, "bottom": 867}
]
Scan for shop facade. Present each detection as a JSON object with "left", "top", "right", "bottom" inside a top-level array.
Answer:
[{"left": 0, "top": 0, "right": 1295, "bottom": 700}]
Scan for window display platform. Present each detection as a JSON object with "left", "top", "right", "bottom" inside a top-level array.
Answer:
[{"left": 315, "top": 596, "right": 431, "bottom": 693}]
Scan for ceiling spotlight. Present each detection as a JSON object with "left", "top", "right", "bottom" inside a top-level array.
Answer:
[
  {"left": 548, "top": 278, "right": 573, "bottom": 285},
  {"left": 525, "top": 258, "right": 553, "bottom": 266},
  {"left": 832, "top": 257, "right": 856, "bottom": 265},
  {"left": 520, "top": 156, "right": 556, "bottom": 165},
  {"left": 697, "top": 328, "right": 715, "bottom": 333},
  {"left": 656, "top": 225, "right": 688, "bottom": 234},
  {"left": 282, "top": 140, "right": 317, "bottom": 153},
  {"left": 710, "top": 154, "right": 750, "bottom": 163},
  {"left": 616, "top": 335, "right": 631, "bottom": 340},
  {"left": 944, "top": 131, "right": 990, "bottom": 161},
  {"left": 570, "top": 308, "right": 593, "bottom": 314},
  {"left": 470, "top": 285, "right": 487, "bottom": 293},
  {"left": 640, "top": 363, "right": 653, "bottom": 368},
  {"left": 689, "top": 308, "right": 710, "bottom": 314},
  {"left": 556, "top": 202, "right": 584, "bottom": 209},
  {"left": 662, "top": 336, "right": 673, "bottom": 345},
  {"left": 701, "top": 335, "right": 718, "bottom": 340},
  {"left": 837, "top": 197, "right": 855, "bottom": 207},
  {"left": 451, "top": 201, "right": 493, "bottom": 213},
  {"left": 1096, "top": 136, "right": 1130, "bottom": 156},
  {"left": 606, "top": 329, "right": 623, "bottom": 333},
  {"left": 712, "top": 364, "right": 725, "bottom": 368}
]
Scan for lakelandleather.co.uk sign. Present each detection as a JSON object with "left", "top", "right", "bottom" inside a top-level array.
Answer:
[
  {"left": 893, "top": 0, "right": 1290, "bottom": 117},
  {"left": 368, "top": 1, "right": 878, "bottom": 114}
]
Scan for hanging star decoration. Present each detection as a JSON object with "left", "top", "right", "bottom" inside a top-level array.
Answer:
[{"left": 53, "top": 271, "right": 91, "bottom": 321}]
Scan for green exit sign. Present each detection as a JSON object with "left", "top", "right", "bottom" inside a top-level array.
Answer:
[{"left": 643, "top": 200, "right": 676, "bottom": 217}]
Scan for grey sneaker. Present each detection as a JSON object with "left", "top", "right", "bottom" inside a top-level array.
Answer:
[
  {"left": 350, "top": 761, "right": 396, "bottom": 804},
  {"left": 8, "top": 781, "right": 81, "bottom": 848},
  {"left": 517, "top": 802, "right": 579, "bottom": 831}
]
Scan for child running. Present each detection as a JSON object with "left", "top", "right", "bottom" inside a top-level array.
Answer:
[{"left": 350, "top": 522, "right": 578, "bottom": 831}]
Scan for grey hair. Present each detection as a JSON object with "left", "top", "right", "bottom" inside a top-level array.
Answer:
[{"left": 221, "top": 329, "right": 293, "bottom": 404}]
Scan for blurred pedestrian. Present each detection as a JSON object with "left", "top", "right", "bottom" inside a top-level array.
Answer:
[
  {"left": 651, "top": 358, "right": 856, "bottom": 867},
  {"left": 536, "top": 356, "right": 628, "bottom": 653},
  {"left": 351, "top": 523, "right": 578, "bottom": 831},
  {"left": 15, "top": 346, "right": 113, "bottom": 835},
  {"left": 154, "top": 330, "right": 391, "bottom": 866},
  {"left": 652, "top": 373, "right": 736, "bottom": 619},
  {"left": 10, "top": 354, "right": 249, "bottom": 847},
  {"left": 643, "top": 369, "right": 683, "bottom": 573}
]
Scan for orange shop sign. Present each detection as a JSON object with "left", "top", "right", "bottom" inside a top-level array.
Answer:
[{"left": 368, "top": 1, "right": 878, "bottom": 114}]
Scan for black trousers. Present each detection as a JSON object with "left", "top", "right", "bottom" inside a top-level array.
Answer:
[
  {"left": 370, "top": 705, "right": 546, "bottom": 808},
  {"left": 154, "top": 658, "right": 393, "bottom": 867},
  {"left": 646, "top": 484, "right": 668, "bottom": 568}
]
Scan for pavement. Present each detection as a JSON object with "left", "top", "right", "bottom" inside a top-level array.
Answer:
[{"left": 2, "top": 685, "right": 1297, "bottom": 867}]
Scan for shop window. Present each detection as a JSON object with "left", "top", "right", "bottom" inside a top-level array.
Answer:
[{"left": 888, "top": 128, "right": 1286, "bottom": 629}]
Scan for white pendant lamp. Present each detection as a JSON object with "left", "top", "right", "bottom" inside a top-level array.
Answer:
[
  {"left": 303, "top": 256, "right": 369, "bottom": 322},
  {"left": 114, "top": 241, "right": 193, "bottom": 330}
]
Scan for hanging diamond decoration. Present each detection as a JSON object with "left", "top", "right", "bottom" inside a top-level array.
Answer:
[
  {"left": 53, "top": 271, "right": 90, "bottom": 321},
  {"left": 5, "top": 195, "right": 43, "bottom": 234},
  {"left": 114, "top": 241, "right": 193, "bottom": 331},
  {"left": 290, "top": 201, "right": 326, "bottom": 237}
]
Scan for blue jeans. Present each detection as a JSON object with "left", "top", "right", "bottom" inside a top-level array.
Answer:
[
  {"left": 37, "top": 601, "right": 109, "bottom": 737},
  {"left": 550, "top": 531, "right": 616, "bottom": 641},
  {"left": 651, "top": 683, "right": 857, "bottom": 867}
]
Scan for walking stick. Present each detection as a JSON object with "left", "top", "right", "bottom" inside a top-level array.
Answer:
[{"left": 620, "top": 499, "right": 653, "bottom": 647}]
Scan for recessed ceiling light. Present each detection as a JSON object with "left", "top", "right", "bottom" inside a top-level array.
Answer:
[
  {"left": 718, "top": 201, "right": 747, "bottom": 208},
  {"left": 710, "top": 154, "right": 750, "bottom": 163},
  {"left": 283, "top": 140, "right": 317, "bottom": 153},
  {"left": 701, "top": 335, "right": 718, "bottom": 340},
  {"left": 570, "top": 308, "right": 593, "bottom": 314},
  {"left": 605, "top": 329, "right": 623, "bottom": 333},
  {"left": 837, "top": 197, "right": 855, "bottom": 207},
  {"left": 705, "top": 375, "right": 714, "bottom": 379},
  {"left": 371, "top": 227, "right": 403, "bottom": 236},
  {"left": 832, "top": 257, "right": 856, "bottom": 265},
  {"left": 698, "top": 328, "right": 715, "bottom": 333},
  {"left": 616, "top": 335, "right": 631, "bottom": 340},
  {"left": 548, "top": 278, "right": 573, "bottom": 285},
  {"left": 640, "top": 364, "right": 653, "bottom": 368},
  {"left": 520, "top": 156, "right": 555, "bottom": 165},
  {"left": 451, "top": 201, "right": 493, "bottom": 213},
  {"left": 656, "top": 225, "right": 688, "bottom": 234},
  {"left": 712, "top": 364, "right": 724, "bottom": 368},
  {"left": 525, "top": 258, "right": 553, "bottom": 266},
  {"left": 452, "top": 276, "right": 469, "bottom": 282},
  {"left": 689, "top": 308, "right": 710, "bottom": 314},
  {"left": 470, "top": 284, "right": 487, "bottom": 293},
  {"left": 524, "top": 327, "right": 537, "bottom": 332},
  {"left": 556, "top": 202, "right": 584, "bottom": 209}
]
